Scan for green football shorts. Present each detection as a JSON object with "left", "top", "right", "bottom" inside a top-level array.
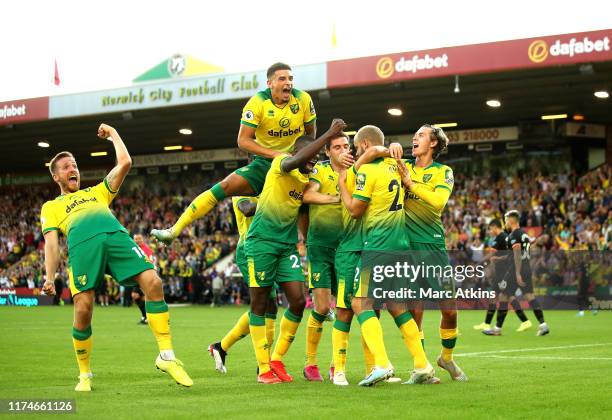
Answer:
[
  {"left": 236, "top": 241, "right": 277, "bottom": 298},
  {"left": 245, "top": 238, "right": 304, "bottom": 288},
  {"left": 307, "top": 245, "right": 337, "bottom": 292},
  {"left": 409, "top": 242, "right": 454, "bottom": 295},
  {"left": 233, "top": 156, "right": 272, "bottom": 195},
  {"left": 334, "top": 250, "right": 361, "bottom": 309},
  {"left": 68, "top": 231, "right": 154, "bottom": 296}
]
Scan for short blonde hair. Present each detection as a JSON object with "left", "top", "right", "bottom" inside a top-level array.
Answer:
[
  {"left": 49, "top": 151, "right": 74, "bottom": 175},
  {"left": 355, "top": 125, "right": 384, "bottom": 146}
]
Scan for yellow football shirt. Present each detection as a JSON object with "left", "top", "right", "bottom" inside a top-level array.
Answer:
[
  {"left": 353, "top": 158, "right": 408, "bottom": 251},
  {"left": 240, "top": 88, "right": 316, "bottom": 153},
  {"left": 40, "top": 179, "right": 127, "bottom": 249},
  {"left": 232, "top": 196, "right": 258, "bottom": 245},
  {"left": 337, "top": 165, "right": 363, "bottom": 253},
  {"left": 246, "top": 155, "right": 309, "bottom": 243},
  {"left": 403, "top": 159, "right": 453, "bottom": 244},
  {"left": 307, "top": 161, "right": 343, "bottom": 248}
]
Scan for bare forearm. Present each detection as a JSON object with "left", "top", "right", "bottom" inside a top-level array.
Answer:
[
  {"left": 355, "top": 146, "right": 389, "bottom": 171},
  {"left": 44, "top": 242, "right": 60, "bottom": 282},
  {"left": 513, "top": 248, "right": 522, "bottom": 273},
  {"left": 238, "top": 137, "right": 282, "bottom": 159},
  {"left": 303, "top": 190, "right": 339, "bottom": 204}
]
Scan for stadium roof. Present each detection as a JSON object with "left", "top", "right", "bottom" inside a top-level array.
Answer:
[{"left": 2, "top": 29, "right": 610, "bottom": 174}]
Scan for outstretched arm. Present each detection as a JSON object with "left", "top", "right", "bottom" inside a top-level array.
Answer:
[
  {"left": 303, "top": 181, "right": 340, "bottom": 204},
  {"left": 280, "top": 119, "right": 346, "bottom": 173},
  {"left": 98, "top": 124, "right": 132, "bottom": 193}
]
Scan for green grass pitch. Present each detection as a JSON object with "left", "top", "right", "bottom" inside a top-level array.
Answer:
[{"left": 1, "top": 306, "right": 611, "bottom": 419}]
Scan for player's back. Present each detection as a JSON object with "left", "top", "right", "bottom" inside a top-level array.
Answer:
[
  {"left": 507, "top": 228, "right": 532, "bottom": 275},
  {"left": 240, "top": 88, "right": 316, "bottom": 154},
  {"left": 354, "top": 157, "right": 407, "bottom": 251}
]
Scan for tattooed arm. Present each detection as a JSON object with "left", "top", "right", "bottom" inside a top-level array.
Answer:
[{"left": 97, "top": 123, "right": 132, "bottom": 193}]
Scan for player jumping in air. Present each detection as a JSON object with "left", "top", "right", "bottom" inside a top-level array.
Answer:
[
  {"left": 246, "top": 119, "right": 347, "bottom": 384},
  {"left": 41, "top": 124, "right": 192, "bottom": 391},
  {"left": 151, "top": 62, "right": 316, "bottom": 244}
]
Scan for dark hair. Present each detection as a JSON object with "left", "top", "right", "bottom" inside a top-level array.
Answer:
[
  {"left": 49, "top": 151, "right": 74, "bottom": 175},
  {"left": 489, "top": 219, "right": 502, "bottom": 228},
  {"left": 293, "top": 135, "right": 315, "bottom": 151},
  {"left": 422, "top": 124, "right": 449, "bottom": 158},
  {"left": 267, "top": 62, "right": 292, "bottom": 79},
  {"left": 324, "top": 133, "right": 349, "bottom": 151}
]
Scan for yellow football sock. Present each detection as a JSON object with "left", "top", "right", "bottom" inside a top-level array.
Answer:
[
  {"left": 171, "top": 184, "right": 225, "bottom": 236},
  {"left": 221, "top": 311, "right": 250, "bottom": 352},
  {"left": 72, "top": 326, "right": 92, "bottom": 375},
  {"left": 357, "top": 310, "right": 389, "bottom": 368},
  {"left": 394, "top": 312, "right": 427, "bottom": 369},
  {"left": 440, "top": 327, "right": 458, "bottom": 362},
  {"left": 249, "top": 313, "right": 270, "bottom": 374},
  {"left": 360, "top": 334, "right": 376, "bottom": 376},
  {"left": 271, "top": 310, "right": 302, "bottom": 362},
  {"left": 332, "top": 319, "right": 350, "bottom": 373},
  {"left": 305, "top": 311, "right": 326, "bottom": 366},
  {"left": 145, "top": 301, "right": 173, "bottom": 351},
  {"left": 265, "top": 313, "right": 276, "bottom": 350}
]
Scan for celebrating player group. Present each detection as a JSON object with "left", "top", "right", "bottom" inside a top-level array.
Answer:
[{"left": 42, "top": 62, "right": 543, "bottom": 391}]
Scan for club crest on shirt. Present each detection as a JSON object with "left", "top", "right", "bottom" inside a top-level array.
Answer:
[
  {"left": 423, "top": 174, "right": 432, "bottom": 183},
  {"left": 356, "top": 173, "right": 366, "bottom": 191},
  {"left": 444, "top": 169, "right": 454, "bottom": 186},
  {"left": 290, "top": 103, "right": 300, "bottom": 114}
]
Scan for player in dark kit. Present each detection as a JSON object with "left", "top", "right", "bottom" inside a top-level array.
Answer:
[
  {"left": 475, "top": 219, "right": 530, "bottom": 331},
  {"left": 483, "top": 211, "right": 550, "bottom": 336}
]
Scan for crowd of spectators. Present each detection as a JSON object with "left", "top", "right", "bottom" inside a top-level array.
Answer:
[{"left": 0, "top": 163, "right": 609, "bottom": 300}]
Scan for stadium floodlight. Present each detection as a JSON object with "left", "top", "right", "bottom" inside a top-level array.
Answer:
[
  {"left": 91, "top": 151, "right": 108, "bottom": 157},
  {"left": 37, "top": 141, "right": 50, "bottom": 148},
  {"left": 344, "top": 130, "right": 357, "bottom": 136},
  {"left": 486, "top": 99, "right": 501, "bottom": 107},
  {"left": 433, "top": 122, "right": 458, "bottom": 128},
  {"left": 594, "top": 90, "right": 609, "bottom": 99},
  {"left": 541, "top": 114, "right": 567, "bottom": 120},
  {"left": 388, "top": 108, "right": 403, "bottom": 116},
  {"left": 573, "top": 114, "right": 585, "bottom": 121},
  {"left": 164, "top": 145, "right": 183, "bottom": 151},
  {"left": 179, "top": 128, "right": 193, "bottom": 135},
  {"left": 44, "top": 162, "right": 50, "bottom": 167}
]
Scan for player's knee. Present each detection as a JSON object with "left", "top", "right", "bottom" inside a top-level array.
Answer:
[
  {"left": 314, "top": 300, "right": 330, "bottom": 316},
  {"left": 289, "top": 293, "right": 306, "bottom": 315}
]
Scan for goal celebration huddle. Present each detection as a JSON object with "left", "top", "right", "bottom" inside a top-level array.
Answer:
[{"left": 42, "top": 62, "right": 548, "bottom": 390}]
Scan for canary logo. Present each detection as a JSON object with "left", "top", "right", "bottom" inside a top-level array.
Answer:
[
  {"left": 528, "top": 40, "right": 549, "bottom": 63},
  {"left": 376, "top": 57, "right": 394, "bottom": 79}
]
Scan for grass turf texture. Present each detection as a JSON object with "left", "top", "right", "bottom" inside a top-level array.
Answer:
[{"left": 1, "top": 306, "right": 611, "bottom": 419}]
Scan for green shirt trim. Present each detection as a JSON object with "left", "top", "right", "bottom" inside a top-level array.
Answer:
[
  {"left": 104, "top": 178, "right": 118, "bottom": 194},
  {"left": 304, "top": 117, "right": 316, "bottom": 125},
  {"left": 435, "top": 185, "right": 452, "bottom": 192},
  {"left": 308, "top": 178, "right": 321, "bottom": 184},
  {"left": 353, "top": 194, "right": 370, "bottom": 202},
  {"left": 42, "top": 227, "right": 59, "bottom": 234},
  {"left": 240, "top": 120, "right": 258, "bottom": 128}
]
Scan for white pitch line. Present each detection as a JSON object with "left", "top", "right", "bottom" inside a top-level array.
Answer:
[
  {"left": 477, "top": 355, "right": 612, "bottom": 361},
  {"left": 455, "top": 343, "right": 612, "bottom": 357}
]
